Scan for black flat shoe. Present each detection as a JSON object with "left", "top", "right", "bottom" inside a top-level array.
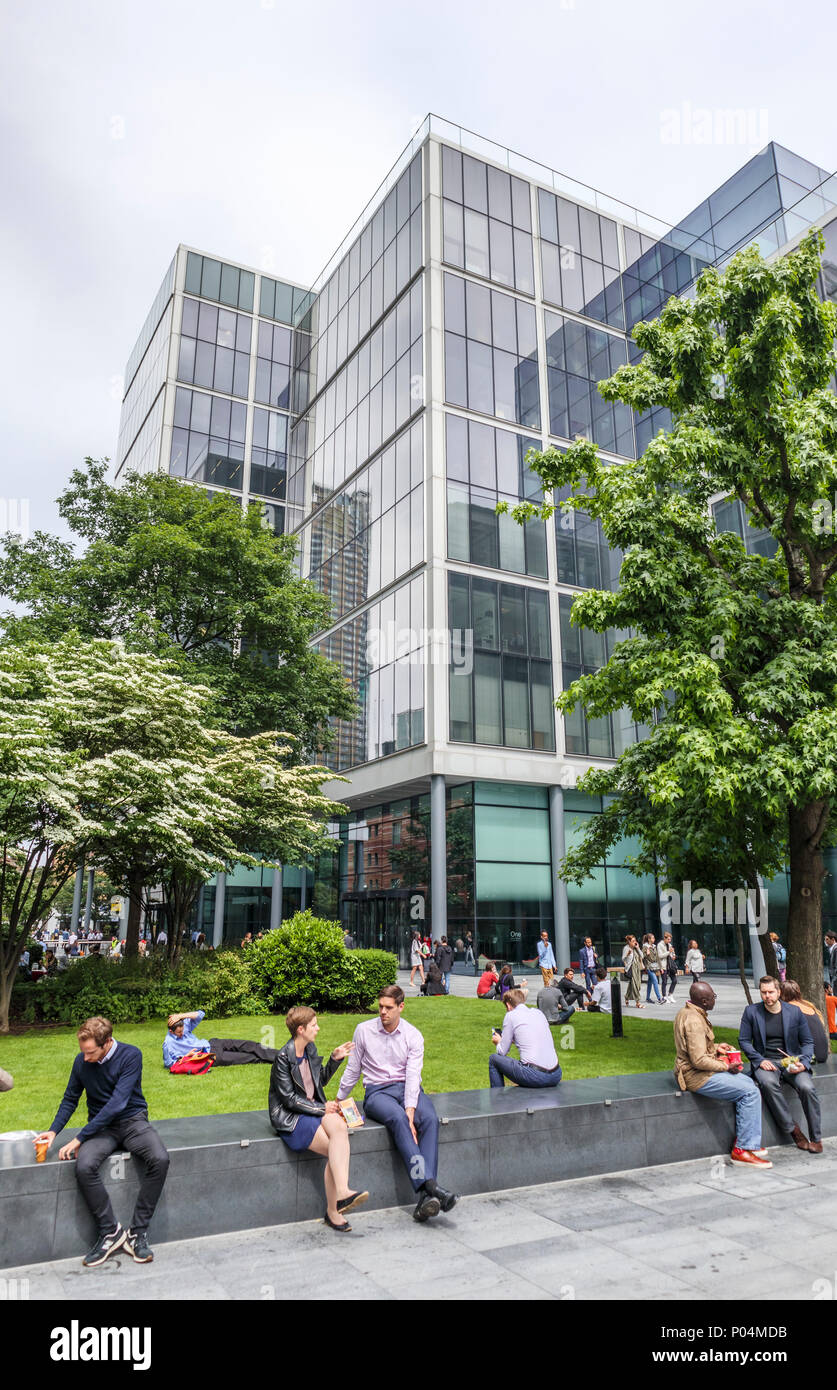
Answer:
[
  {"left": 324, "top": 1212, "right": 351, "bottom": 1232},
  {"left": 337, "top": 1190, "right": 369, "bottom": 1215}
]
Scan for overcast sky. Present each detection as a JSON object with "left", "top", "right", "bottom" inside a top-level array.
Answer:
[{"left": 2, "top": 0, "right": 835, "bottom": 538}]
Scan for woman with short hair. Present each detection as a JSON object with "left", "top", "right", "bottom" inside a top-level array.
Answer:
[{"left": 268, "top": 1006, "right": 367, "bottom": 1232}]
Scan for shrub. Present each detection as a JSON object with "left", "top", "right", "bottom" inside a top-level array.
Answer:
[
  {"left": 8, "top": 947, "right": 267, "bottom": 1025},
  {"left": 246, "top": 912, "right": 397, "bottom": 1011}
]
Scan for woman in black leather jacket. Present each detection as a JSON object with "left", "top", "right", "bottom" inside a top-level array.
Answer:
[{"left": 269, "top": 1005, "right": 368, "bottom": 1232}]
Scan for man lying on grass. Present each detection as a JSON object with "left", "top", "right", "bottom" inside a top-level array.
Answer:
[{"left": 163, "top": 1010, "right": 280, "bottom": 1069}]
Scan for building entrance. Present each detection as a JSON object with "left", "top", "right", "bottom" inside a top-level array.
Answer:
[{"left": 341, "top": 891, "right": 413, "bottom": 967}]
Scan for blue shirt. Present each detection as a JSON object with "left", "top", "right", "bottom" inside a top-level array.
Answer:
[
  {"left": 162, "top": 1011, "right": 209, "bottom": 1069},
  {"left": 537, "top": 939, "right": 557, "bottom": 971}
]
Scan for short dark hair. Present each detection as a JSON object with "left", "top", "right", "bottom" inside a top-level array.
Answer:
[
  {"left": 595, "top": 966, "right": 607, "bottom": 980},
  {"left": 563, "top": 967, "right": 573, "bottom": 976},
  {"left": 379, "top": 985, "right": 404, "bottom": 1006},
  {"left": 759, "top": 975, "right": 780, "bottom": 989}
]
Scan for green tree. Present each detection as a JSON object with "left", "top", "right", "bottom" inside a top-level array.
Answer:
[
  {"left": 0, "top": 462, "right": 356, "bottom": 751},
  {"left": 503, "top": 230, "right": 837, "bottom": 1007},
  {"left": 0, "top": 638, "right": 345, "bottom": 1027}
]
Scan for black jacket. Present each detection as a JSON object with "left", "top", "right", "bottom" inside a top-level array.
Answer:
[
  {"left": 268, "top": 1039, "right": 341, "bottom": 1134},
  {"left": 435, "top": 944, "right": 454, "bottom": 972}
]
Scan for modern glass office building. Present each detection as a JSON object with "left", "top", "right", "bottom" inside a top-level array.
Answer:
[{"left": 116, "top": 116, "right": 837, "bottom": 970}]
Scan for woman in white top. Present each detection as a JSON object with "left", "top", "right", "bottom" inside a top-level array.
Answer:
[
  {"left": 685, "top": 940, "right": 705, "bottom": 980},
  {"left": 621, "top": 934, "right": 645, "bottom": 1008},
  {"left": 409, "top": 931, "right": 426, "bottom": 988}
]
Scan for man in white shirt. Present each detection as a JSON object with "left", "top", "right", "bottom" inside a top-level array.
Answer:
[
  {"left": 589, "top": 967, "right": 612, "bottom": 1014},
  {"left": 489, "top": 989, "right": 562, "bottom": 1089}
]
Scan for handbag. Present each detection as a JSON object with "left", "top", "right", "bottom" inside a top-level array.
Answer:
[{"left": 169, "top": 1049, "right": 215, "bottom": 1075}]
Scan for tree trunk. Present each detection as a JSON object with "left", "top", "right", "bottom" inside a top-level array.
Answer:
[
  {"left": 734, "top": 918, "right": 753, "bottom": 1005},
  {"left": 787, "top": 800, "right": 828, "bottom": 1013},
  {"left": 124, "top": 869, "right": 143, "bottom": 960},
  {"left": 0, "top": 967, "right": 12, "bottom": 1034}
]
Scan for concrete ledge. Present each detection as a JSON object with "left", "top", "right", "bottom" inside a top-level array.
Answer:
[{"left": 3, "top": 1059, "right": 837, "bottom": 1267}]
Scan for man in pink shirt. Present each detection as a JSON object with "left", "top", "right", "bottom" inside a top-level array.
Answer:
[{"left": 337, "top": 985, "right": 459, "bottom": 1223}]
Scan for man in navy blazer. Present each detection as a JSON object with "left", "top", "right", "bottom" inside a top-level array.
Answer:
[{"left": 739, "top": 976, "right": 823, "bottom": 1153}]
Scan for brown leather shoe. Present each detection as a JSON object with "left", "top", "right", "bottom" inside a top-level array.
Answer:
[
  {"left": 791, "top": 1125, "right": 811, "bottom": 1151},
  {"left": 808, "top": 1140, "right": 823, "bottom": 1153}
]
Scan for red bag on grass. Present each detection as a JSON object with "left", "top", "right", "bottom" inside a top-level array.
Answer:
[{"left": 169, "top": 1049, "right": 215, "bottom": 1075}]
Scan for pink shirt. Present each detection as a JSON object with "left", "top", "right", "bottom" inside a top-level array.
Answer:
[{"left": 336, "top": 1016, "right": 424, "bottom": 1111}]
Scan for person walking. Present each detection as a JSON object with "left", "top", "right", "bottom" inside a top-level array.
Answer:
[
  {"left": 537, "top": 931, "right": 557, "bottom": 988},
  {"left": 685, "top": 940, "right": 705, "bottom": 981},
  {"left": 409, "top": 931, "right": 426, "bottom": 990},
  {"left": 770, "top": 933, "right": 787, "bottom": 982},
  {"left": 578, "top": 937, "right": 598, "bottom": 992},
  {"left": 642, "top": 933, "right": 664, "bottom": 1003},
  {"left": 34, "top": 1016, "right": 170, "bottom": 1265},
  {"left": 464, "top": 932, "right": 475, "bottom": 966},
  {"left": 825, "top": 932, "right": 837, "bottom": 989},
  {"left": 622, "top": 934, "right": 645, "bottom": 1009},
  {"left": 662, "top": 932, "right": 678, "bottom": 999},
  {"left": 269, "top": 1007, "right": 365, "bottom": 1232}
]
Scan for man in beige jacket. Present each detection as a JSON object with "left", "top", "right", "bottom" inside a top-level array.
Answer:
[{"left": 674, "top": 981, "right": 771, "bottom": 1168}]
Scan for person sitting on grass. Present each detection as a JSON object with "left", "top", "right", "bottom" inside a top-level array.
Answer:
[
  {"left": 477, "top": 961, "right": 499, "bottom": 999},
  {"left": 163, "top": 1010, "right": 280, "bottom": 1069},
  {"left": 490, "top": 988, "right": 562, "bottom": 1089},
  {"left": 588, "top": 966, "right": 612, "bottom": 1013},
  {"left": 556, "top": 966, "right": 592, "bottom": 1011}
]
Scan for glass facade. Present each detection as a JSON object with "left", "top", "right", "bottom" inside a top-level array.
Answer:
[
  {"left": 445, "top": 414, "right": 546, "bottom": 576},
  {"left": 444, "top": 272, "right": 539, "bottom": 428},
  {"left": 115, "top": 126, "right": 836, "bottom": 970},
  {"left": 448, "top": 573, "right": 554, "bottom": 750}
]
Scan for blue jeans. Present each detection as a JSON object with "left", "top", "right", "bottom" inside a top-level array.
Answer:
[
  {"left": 696, "top": 1071, "right": 762, "bottom": 1150},
  {"left": 363, "top": 1083, "right": 439, "bottom": 1192},
  {"left": 489, "top": 1054, "right": 563, "bottom": 1089},
  {"left": 646, "top": 970, "right": 662, "bottom": 1001},
  {"left": 443, "top": 972, "right": 451, "bottom": 994}
]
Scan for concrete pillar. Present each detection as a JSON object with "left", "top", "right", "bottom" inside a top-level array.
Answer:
[
  {"left": 213, "top": 872, "right": 226, "bottom": 948},
  {"left": 270, "top": 865, "right": 283, "bottom": 931},
  {"left": 69, "top": 862, "right": 84, "bottom": 933},
  {"left": 549, "top": 785, "right": 571, "bottom": 968},
  {"left": 430, "top": 773, "right": 447, "bottom": 941},
  {"left": 82, "top": 869, "right": 95, "bottom": 933},
  {"left": 299, "top": 867, "right": 308, "bottom": 911}
]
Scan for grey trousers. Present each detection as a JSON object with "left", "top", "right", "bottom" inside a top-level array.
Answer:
[{"left": 753, "top": 1066, "right": 822, "bottom": 1142}]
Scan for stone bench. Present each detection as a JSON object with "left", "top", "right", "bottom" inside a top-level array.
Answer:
[{"left": 3, "top": 1058, "right": 837, "bottom": 1267}]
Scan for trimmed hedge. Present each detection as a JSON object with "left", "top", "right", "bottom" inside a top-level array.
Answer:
[
  {"left": 10, "top": 912, "right": 397, "bottom": 1025},
  {"left": 10, "top": 950, "right": 267, "bottom": 1026}
]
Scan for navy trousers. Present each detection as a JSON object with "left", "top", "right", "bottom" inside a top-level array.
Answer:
[{"left": 363, "top": 1082, "right": 439, "bottom": 1192}]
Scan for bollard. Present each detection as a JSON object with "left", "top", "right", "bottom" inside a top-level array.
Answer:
[{"left": 611, "top": 969, "right": 624, "bottom": 1038}]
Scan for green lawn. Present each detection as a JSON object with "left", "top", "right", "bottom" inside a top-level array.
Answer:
[{"left": 0, "top": 999, "right": 740, "bottom": 1133}]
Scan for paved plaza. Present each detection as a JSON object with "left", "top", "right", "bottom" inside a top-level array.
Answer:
[
  {"left": 403, "top": 969, "right": 759, "bottom": 1028},
  {"left": 4, "top": 1140, "right": 836, "bottom": 1301}
]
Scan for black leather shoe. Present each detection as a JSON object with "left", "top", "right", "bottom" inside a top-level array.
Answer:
[
  {"left": 433, "top": 1185, "right": 460, "bottom": 1214},
  {"left": 413, "top": 1191, "right": 441, "bottom": 1223}
]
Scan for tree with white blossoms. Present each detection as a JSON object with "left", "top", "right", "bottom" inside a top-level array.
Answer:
[{"left": 0, "top": 638, "right": 345, "bottom": 1029}]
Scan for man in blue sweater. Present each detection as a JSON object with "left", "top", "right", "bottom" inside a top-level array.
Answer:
[{"left": 34, "top": 1016, "right": 170, "bottom": 1267}]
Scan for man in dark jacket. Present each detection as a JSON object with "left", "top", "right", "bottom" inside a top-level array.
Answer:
[
  {"left": 739, "top": 976, "right": 822, "bottom": 1153},
  {"left": 556, "top": 967, "right": 592, "bottom": 1012},
  {"left": 434, "top": 937, "right": 455, "bottom": 994},
  {"left": 34, "top": 1015, "right": 170, "bottom": 1267}
]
